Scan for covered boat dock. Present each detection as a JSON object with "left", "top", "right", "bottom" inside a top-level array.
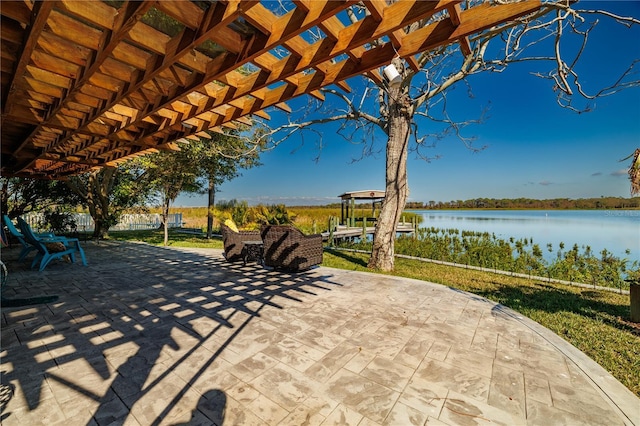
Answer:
[{"left": 323, "top": 190, "right": 416, "bottom": 243}]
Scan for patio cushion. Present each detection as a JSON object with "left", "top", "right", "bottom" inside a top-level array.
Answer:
[
  {"left": 45, "top": 242, "right": 67, "bottom": 253},
  {"left": 223, "top": 219, "right": 239, "bottom": 233}
]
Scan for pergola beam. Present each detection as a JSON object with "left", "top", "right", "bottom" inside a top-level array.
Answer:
[{"left": 1, "top": 0, "right": 542, "bottom": 178}]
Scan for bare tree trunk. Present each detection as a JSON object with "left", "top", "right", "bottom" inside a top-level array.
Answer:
[
  {"left": 66, "top": 168, "right": 116, "bottom": 239},
  {"left": 207, "top": 177, "right": 215, "bottom": 239},
  {"left": 368, "top": 89, "right": 411, "bottom": 271},
  {"left": 162, "top": 195, "right": 170, "bottom": 247},
  {"left": 91, "top": 170, "right": 112, "bottom": 239}
]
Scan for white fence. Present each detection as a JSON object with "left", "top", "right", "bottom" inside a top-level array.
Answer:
[{"left": 23, "top": 212, "right": 183, "bottom": 232}]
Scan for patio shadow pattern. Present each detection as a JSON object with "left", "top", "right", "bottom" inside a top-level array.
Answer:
[{"left": 1, "top": 241, "right": 638, "bottom": 425}]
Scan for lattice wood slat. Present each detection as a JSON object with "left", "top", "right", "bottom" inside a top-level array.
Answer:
[{"left": 1, "top": 0, "right": 541, "bottom": 178}]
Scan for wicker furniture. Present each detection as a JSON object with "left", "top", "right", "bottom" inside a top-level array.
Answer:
[
  {"left": 243, "top": 240, "right": 264, "bottom": 265},
  {"left": 260, "top": 225, "right": 323, "bottom": 271},
  {"left": 220, "top": 224, "right": 261, "bottom": 262}
]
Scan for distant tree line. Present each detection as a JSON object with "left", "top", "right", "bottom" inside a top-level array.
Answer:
[
  {"left": 294, "top": 197, "right": 639, "bottom": 210},
  {"left": 405, "top": 197, "right": 640, "bottom": 210}
]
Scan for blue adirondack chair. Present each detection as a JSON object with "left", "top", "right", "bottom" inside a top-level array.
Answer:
[
  {"left": 2, "top": 215, "right": 58, "bottom": 261},
  {"left": 17, "top": 217, "right": 87, "bottom": 271}
]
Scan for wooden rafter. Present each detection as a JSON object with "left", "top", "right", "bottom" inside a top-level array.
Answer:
[{"left": 1, "top": 0, "right": 541, "bottom": 178}]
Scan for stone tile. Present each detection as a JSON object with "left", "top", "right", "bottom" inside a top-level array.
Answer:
[
  {"left": 359, "top": 356, "right": 414, "bottom": 393},
  {"left": 220, "top": 395, "right": 266, "bottom": 426},
  {"left": 250, "top": 363, "right": 318, "bottom": 410},
  {"left": 261, "top": 342, "right": 316, "bottom": 372},
  {"left": 321, "top": 403, "right": 364, "bottom": 425},
  {"left": 383, "top": 401, "right": 429, "bottom": 426},
  {"left": 65, "top": 411, "right": 99, "bottom": 426},
  {"left": 564, "top": 359, "right": 600, "bottom": 393},
  {"left": 344, "top": 349, "right": 377, "bottom": 374},
  {"left": 169, "top": 346, "right": 218, "bottom": 383},
  {"left": 375, "top": 322, "right": 419, "bottom": 343},
  {"left": 348, "top": 332, "right": 406, "bottom": 360},
  {"left": 425, "top": 342, "right": 450, "bottom": 362},
  {"left": 52, "top": 355, "right": 113, "bottom": 394},
  {"left": 358, "top": 417, "right": 383, "bottom": 426},
  {"left": 171, "top": 388, "right": 226, "bottom": 426},
  {"left": 5, "top": 374, "right": 55, "bottom": 411},
  {"left": 487, "top": 364, "right": 526, "bottom": 420},
  {"left": 526, "top": 398, "right": 615, "bottom": 426},
  {"left": 226, "top": 380, "right": 261, "bottom": 405},
  {"left": 225, "top": 324, "right": 283, "bottom": 358},
  {"left": 295, "top": 328, "right": 346, "bottom": 353},
  {"left": 291, "top": 341, "right": 328, "bottom": 362},
  {"left": 10, "top": 400, "right": 66, "bottom": 425},
  {"left": 302, "top": 392, "right": 340, "bottom": 417},
  {"left": 324, "top": 369, "right": 399, "bottom": 423},
  {"left": 415, "top": 359, "right": 490, "bottom": 402},
  {"left": 337, "top": 317, "right": 386, "bottom": 339},
  {"left": 228, "top": 352, "right": 279, "bottom": 383},
  {"left": 524, "top": 375, "right": 552, "bottom": 405},
  {"left": 469, "top": 329, "right": 498, "bottom": 356},
  {"left": 444, "top": 346, "right": 494, "bottom": 378},
  {"left": 280, "top": 404, "right": 327, "bottom": 425},
  {"left": 91, "top": 395, "right": 131, "bottom": 425},
  {"left": 494, "top": 347, "right": 570, "bottom": 384},
  {"left": 166, "top": 409, "right": 212, "bottom": 426},
  {"left": 424, "top": 415, "right": 453, "bottom": 425},
  {"left": 398, "top": 376, "right": 448, "bottom": 418},
  {"left": 305, "top": 341, "right": 360, "bottom": 382},
  {"left": 245, "top": 393, "right": 290, "bottom": 425},
  {"left": 126, "top": 376, "right": 188, "bottom": 425},
  {"left": 439, "top": 390, "right": 522, "bottom": 426},
  {"left": 548, "top": 382, "right": 621, "bottom": 421},
  {"left": 393, "top": 337, "right": 433, "bottom": 370},
  {"left": 419, "top": 322, "right": 475, "bottom": 348}
]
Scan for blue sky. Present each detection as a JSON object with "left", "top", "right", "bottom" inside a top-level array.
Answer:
[{"left": 176, "top": 1, "right": 640, "bottom": 207}]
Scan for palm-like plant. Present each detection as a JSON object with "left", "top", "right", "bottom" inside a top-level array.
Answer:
[{"left": 627, "top": 149, "right": 640, "bottom": 196}]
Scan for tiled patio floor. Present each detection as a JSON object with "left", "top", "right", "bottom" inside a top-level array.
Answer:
[{"left": 1, "top": 241, "right": 638, "bottom": 425}]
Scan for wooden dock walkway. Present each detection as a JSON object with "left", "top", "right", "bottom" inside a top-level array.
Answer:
[{"left": 321, "top": 223, "right": 415, "bottom": 242}]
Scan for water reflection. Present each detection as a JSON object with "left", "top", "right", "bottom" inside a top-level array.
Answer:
[{"left": 416, "top": 210, "right": 639, "bottom": 261}]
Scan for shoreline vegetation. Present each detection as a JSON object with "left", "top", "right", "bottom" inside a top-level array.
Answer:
[{"left": 338, "top": 229, "right": 638, "bottom": 292}]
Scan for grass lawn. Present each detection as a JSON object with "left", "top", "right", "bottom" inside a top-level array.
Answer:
[
  {"left": 104, "top": 230, "right": 640, "bottom": 397},
  {"left": 107, "top": 229, "right": 224, "bottom": 249}
]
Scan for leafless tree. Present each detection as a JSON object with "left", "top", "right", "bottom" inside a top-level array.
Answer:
[{"left": 248, "top": 1, "right": 640, "bottom": 271}]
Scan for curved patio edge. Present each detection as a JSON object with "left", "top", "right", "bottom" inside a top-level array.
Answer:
[
  {"left": 320, "top": 265, "right": 640, "bottom": 426},
  {"left": 490, "top": 302, "right": 640, "bottom": 425}
]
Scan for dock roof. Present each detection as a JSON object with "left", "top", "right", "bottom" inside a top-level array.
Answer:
[{"left": 338, "top": 190, "right": 385, "bottom": 200}]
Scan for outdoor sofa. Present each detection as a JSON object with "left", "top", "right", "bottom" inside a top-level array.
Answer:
[
  {"left": 260, "top": 225, "right": 323, "bottom": 271},
  {"left": 220, "top": 224, "right": 262, "bottom": 262}
]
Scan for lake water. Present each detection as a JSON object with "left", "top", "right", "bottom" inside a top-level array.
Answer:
[{"left": 414, "top": 210, "right": 640, "bottom": 261}]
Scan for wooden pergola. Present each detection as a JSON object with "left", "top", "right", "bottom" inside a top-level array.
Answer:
[{"left": 1, "top": 0, "right": 540, "bottom": 179}]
